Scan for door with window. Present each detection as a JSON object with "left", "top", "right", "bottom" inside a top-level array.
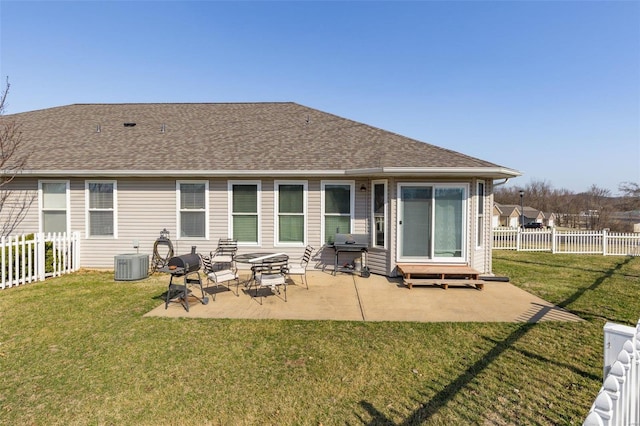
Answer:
[{"left": 397, "top": 183, "right": 467, "bottom": 262}]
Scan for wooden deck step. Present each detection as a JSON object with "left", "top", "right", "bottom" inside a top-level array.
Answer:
[
  {"left": 404, "top": 278, "right": 485, "bottom": 290},
  {"left": 397, "top": 264, "right": 484, "bottom": 290}
]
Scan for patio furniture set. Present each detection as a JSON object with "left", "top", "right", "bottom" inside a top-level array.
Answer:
[{"left": 164, "top": 239, "right": 314, "bottom": 311}]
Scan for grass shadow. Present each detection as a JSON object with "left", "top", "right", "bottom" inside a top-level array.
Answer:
[{"left": 358, "top": 255, "right": 633, "bottom": 424}]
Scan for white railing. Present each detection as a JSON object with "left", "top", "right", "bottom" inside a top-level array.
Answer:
[
  {"left": 1, "top": 232, "right": 80, "bottom": 289},
  {"left": 493, "top": 228, "right": 640, "bottom": 256},
  {"left": 584, "top": 319, "right": 640, "bottom": 425}
]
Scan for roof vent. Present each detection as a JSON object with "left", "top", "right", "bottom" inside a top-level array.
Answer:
[{"left": 124, "top": 122, "right": 136, "bottom": 127}]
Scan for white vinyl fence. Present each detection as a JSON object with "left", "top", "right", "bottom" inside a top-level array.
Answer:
[
  {"left": 493, "top": 228, "right": 640, "bottom": 256},
  {"left": 1, "top": 232, "right": 80, "bottom": 289},
  {"left": 584, "top": 319, "right": 640, "bottom": 425}
]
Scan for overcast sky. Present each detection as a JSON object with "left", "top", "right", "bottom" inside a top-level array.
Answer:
[{"left": 1, "top": 1, "right": 638, "bottom": 194}]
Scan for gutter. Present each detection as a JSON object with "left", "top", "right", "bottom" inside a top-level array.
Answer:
[{"left": 16, "top": 167, "right": 522, "bottom": 179}]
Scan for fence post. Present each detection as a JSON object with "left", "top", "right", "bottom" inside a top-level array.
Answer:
[
  {"left": 1, "top": 236, "right": 5, "bottom": 289},
  {"left": 516, "top": 227, "right": 522, "bottom": 251},
  {"left": 552, "top": 227, "right": 557, "bottom": 253},
  {"left": 603, "top": 229, "right": 608, "bottom": 256},
  {"left": 37, "top": 232, "right": 46, "bottom": 281},
  {"left": 73, "top": 231, "right": 80, "bottom": 272}
]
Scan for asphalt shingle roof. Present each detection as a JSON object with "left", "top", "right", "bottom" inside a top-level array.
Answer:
[{"left": 3, "top": 102, "right": 519, "bottom": 176}]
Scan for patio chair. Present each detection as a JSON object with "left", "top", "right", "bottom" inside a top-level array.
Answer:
[
  {"left": 287, "top": 245, "right": 314, "bottom": 289},
  {"left": 252, "top": 260, "right": 289, "bottom": 303},
  {"left": 210, "top": 238, "right": 238, "bottom": 270},
  {"left": 199, "top": 253, "right": 240, "bottom": 300}
]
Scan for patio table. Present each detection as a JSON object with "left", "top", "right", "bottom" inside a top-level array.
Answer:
[{"left": 234, "top": 252, "right": 289, "bottom": 286}]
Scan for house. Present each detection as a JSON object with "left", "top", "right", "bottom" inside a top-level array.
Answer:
[
  {"left": 0, "top": 103, "right": 520, "bottom": 276},
  {"left": 492, "top": 203, "right": 521, "bottom": 228}
]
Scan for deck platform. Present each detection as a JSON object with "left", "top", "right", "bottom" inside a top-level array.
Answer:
[{"left": 396, "top": 264, "right": 484, "bottom": 290}]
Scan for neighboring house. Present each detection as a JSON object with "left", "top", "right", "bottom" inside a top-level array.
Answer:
[
  {"left": 0, "top": 103, "right": 520, "bottom": 276},
  {"left": 542, "top": 211, "right": 556, "bottom": 228},
  {"left": 522, "top": 207, "right": 545, "bottom": 225},
  {"left": 492, "top": 203, "right": 521, "bottom": 228}
]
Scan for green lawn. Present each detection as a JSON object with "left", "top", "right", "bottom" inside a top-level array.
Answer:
[{"left": 1, "top": 252, "right": 639, "bottom": 425}]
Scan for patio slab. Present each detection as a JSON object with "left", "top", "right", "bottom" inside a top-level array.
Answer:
[{"left": 143, "top": 270, "right": 582, "bottom": 323}]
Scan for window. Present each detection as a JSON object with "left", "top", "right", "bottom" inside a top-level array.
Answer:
[
  {"left": 39, "top": 180, "right": 69, "bottom": 233},
  {"left": 229, "top": 181, "right": 260, "bottom": 244},
  {"left": 321, "top": 181, "right": 354, "bottom": 244},
  {"left": 275, "top": 181, "right": 306, "bottom": 245},
  {"left": 476, "top": 181, "right": 485, "bottom": 248},
  {"left": 177, "top": 181, "right": 208, "bottom": 238},
  {"left": 86, "top": 181, "right": 116, "bottom": 237},
  {"left": 371, "top": 180, "right": 387, "bottom": 248}
]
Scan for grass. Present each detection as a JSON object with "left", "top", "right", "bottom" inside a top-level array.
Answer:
[{"left": 1, "top": 252, "right": 639, "bottom": 425}]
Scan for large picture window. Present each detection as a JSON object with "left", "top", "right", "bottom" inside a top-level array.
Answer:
[
  {"left": 86, "top": 181, "right": 116, "bottom": 237},
  {"left": 177, "top": 181, "right": 208, "bottom": 238},
  {"left": 321, "top": 181, "right": 354, "bottom": 244},
  {"left": 275, "top": 181, "right": 306, "bottom": 245},
  {"left": 229, "top": 181, "right": 260, "bottom": 244},
  {"left": 40, "top": 180, "right": 69, "bottom": 234}
]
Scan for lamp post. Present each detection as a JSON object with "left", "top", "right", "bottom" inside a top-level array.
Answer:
[{"left": 519, "top": 190, "right": 524, "bottom": 228}]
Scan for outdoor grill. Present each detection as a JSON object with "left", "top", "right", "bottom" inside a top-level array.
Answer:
[
  {"left": 164, "top": 246, "right": 208, "bottom": 311},
  {"left": 331, "top": 233, "right": 369, "bottom": 276},
  {"left": 167, "top": 246, "right": 201, "bottom": 275}
]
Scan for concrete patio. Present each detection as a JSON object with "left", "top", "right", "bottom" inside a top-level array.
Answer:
[{"left": 144, "top": 270, "right": 582, "bottom": 323}]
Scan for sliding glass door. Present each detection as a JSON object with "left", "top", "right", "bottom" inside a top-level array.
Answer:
[{"left": 398, "top": 183, "right": 467, "bottom": 262}]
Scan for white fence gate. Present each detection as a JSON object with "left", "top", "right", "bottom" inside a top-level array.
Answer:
[
  {"left": 1, "top": 232, "right": 80, "bottom": 289},
  {"left": 584, "top": 319, "right": 640, "bottom": 425},
  {"left": 493, "top": 228, "right": 640, "bottom": 256}
]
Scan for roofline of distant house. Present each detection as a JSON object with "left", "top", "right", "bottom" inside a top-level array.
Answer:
[{"left": 12, "top": 167, "right": 521, "bottom": 179}]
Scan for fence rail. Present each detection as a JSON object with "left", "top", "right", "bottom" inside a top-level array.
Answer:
[
  {"left": 1, "top": 232, "right": 80, "bottom": 289},
  {"left": 493, "top": 228, "right": 640, "bottom": 256},
  {"left": 583, "top": 319, "right": 640, "bottom": 425}
]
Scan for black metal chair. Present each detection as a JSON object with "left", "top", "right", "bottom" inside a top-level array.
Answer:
[
  {"left": 210, "top": 238, "right": 238, "bottom": 271},
  {"left": 251, "top": 260, "right": 289, "bottom": 303},
  {"left": 199, "top": 253, "right": 240, "bottom": 300},
  {"left": 286, "top": 245, "right": 314, "bottom": 289}
]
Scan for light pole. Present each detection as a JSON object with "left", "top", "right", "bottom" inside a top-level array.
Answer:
[{"left": 519, "top": 190, "right": 524, "bottom": 228}]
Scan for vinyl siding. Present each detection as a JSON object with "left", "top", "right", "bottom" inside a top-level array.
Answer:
[{"left": 2, "top": 176, "right": 493, "bottom": 275}]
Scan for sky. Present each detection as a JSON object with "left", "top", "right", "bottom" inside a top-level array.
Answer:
[{"left": 1, "top": 0, "right": 638, "bottom": 195}]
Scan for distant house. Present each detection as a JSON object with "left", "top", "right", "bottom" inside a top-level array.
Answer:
[
  {"left": 522, "top": 207, "right": 545, "bottom": 225},
  {"left": 493, "top": 203, "right": 521, "bottom": 228},
  {"left": 0, "top": 103, "right": 520, "bottom": 276}
]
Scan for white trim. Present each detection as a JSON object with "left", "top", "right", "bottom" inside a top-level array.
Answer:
[
  {"left": 38, "top": 180, "right": 70, "bottom": 234},
  {"left": 371, "top": 179, "right": 388, "bottom": 249},
  {"left": 176, "top": 180, "right": 210, "bottom": 239},
  {"left": 396, "top": 182, "right": 469, "bottom": 264},
  {"left": 84, "top": 180, "right": 118, "bottom": 239},
  {"left": 228, "top": 180, "right": 262, "bottom": 246},
  {"left": 320, "top": 180, "right": 355, "bottom": 244},
  {"left": 274, "top": 180, "right": 308, "bottom": 247}
]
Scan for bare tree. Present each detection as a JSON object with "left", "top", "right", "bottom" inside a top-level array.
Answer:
[
  {"left": 0, "top": 78, "right": 34, "bottom": 236},
  {"left": 618, "top": 181, "right": 640, "bottom": 211}
]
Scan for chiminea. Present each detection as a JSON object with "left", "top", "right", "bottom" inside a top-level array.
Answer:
[{"left": 167, "top": 246, "right": 201, "bottom": 275}]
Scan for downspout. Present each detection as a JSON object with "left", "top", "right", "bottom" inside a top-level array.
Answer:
[{"left": 492, "top": 177, "right": 511, "bottom": 187}]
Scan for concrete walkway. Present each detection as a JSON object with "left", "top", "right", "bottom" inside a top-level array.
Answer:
[{"left": 144, "top": 271, "right": 583, "bottom": 323}]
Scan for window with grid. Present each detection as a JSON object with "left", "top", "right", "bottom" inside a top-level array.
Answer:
[
  {"left": 40, "top": 181, "right": 68, "bottom": 234},
  {"left": 178, "top": 181, "right": 208, "bottom": 238},
  {"left": 322, "top": 182, "right": 353, "bottom": 244},
  {"left": 230, "top": 182, "right": 260, "bottom": 244},
  {"left": 276, "top": 182, "right": 306, "bottom": 245},
  {"left": 87, "top": 181, "right": 116, "bottom": 237}
]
